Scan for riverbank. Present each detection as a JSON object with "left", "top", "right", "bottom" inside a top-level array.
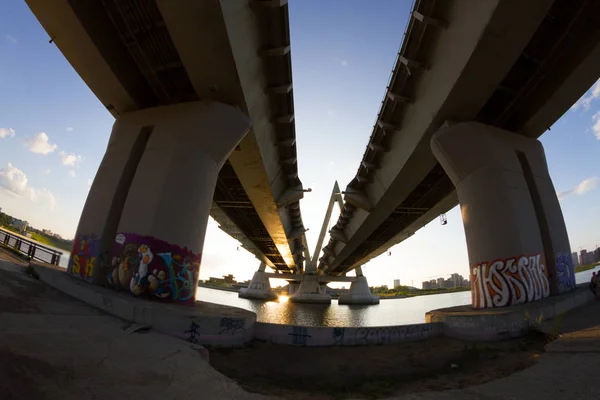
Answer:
[
  {"left": 575, "top": 262, "right": 599, "bottom": 273},
  {"left": 2, "top": 250, "right": 600, "bottom": 399},
  {"left": 211, "top": 332, "right": 546, "bottom": 399},
  {"left": 29, "top": 232, "right": 72, "bottom": 251},
  {"left": 197, "top": 282, "right": 240, "bottom": 292},
  {"left": 377, "top": 286, "right": 471, "bottom": 299}
]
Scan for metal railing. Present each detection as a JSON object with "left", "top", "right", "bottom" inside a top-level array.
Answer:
[{"left": 0, "top": 228, "right": 63, "bottom": 266}]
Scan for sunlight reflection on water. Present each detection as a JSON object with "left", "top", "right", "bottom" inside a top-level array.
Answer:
[{"left": 197, "top": 267, "right": 599, "bottom": 327}]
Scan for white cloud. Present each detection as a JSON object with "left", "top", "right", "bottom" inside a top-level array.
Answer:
[
  {"left": 36, "top": 189, "right": 57, "bottom": 211},
  {"left": 592, "top": 111, "right": 600, "bottom": 140},
  {"left": 59, "top": 151, "right": 84, "bottom": 167},
  {"left": 341, "top": 60, "right": 348, "bottom": 66},
  {"left": 68, "top": 170, "right": 76, "bottom": 178},
  {"left": 0, "top": 162, "right": 56, "bottom": 210},
  {"left": 572, "top": 79, "right": 600, "bottom": 111},
  {"left": 4, "top": 34, "right": 17, "bottom": 44},
  {"left": 66, "top": 127, "right": 73, "bottom": 132},
  {"left": 558, "top": 177, "right": 599, "bottom": 199},
  {"left": 0, "top": 128, "right": 15, "bottom": 139},
  {"left": 42, "top": 168, "right": 50, "bottom": 175},
  {"left": 24, "top": 132, "right": 57, "bottom": 155}
]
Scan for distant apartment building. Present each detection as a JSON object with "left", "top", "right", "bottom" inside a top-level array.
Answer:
[
  {"left": 393, "top": 279, "right": 401, "bottom": 288},
  {"left": 572, "top": 252, "right": 579, "bottom": 267},
  {"left": 12, "top": 219, "right": 28, "bottom": 232},
  {"left": 580, "top": 250, "right": 595, "bottom": 266},
  {"left": 422, "top": 273, "right": 469, "bottom": 290}
]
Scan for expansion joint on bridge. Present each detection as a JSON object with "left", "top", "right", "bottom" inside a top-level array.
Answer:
[
  {"left": 343, "top": 189, "right": 373, "bottom": 212},
  {"left": 399, "top": 56, "right": 428, "bottom": 75},
  {"left": 278, "top": 137, "right": 296, "bottom": 147},
  {"left": 267, "top": 84, "right": 293, "bottom": 94},
  {"left": 329, "top": 228, "right": 348, "bottom": 244},
  {"left": 361, "top": 160, "right": 377, "bottom": 171},
  {"left": 251, "top": 0, "right": 288, "bottom": 8},
  {"left": 411, "top": 11, "right": 447, "bottom": 29},
  {"left": 368, "top": 141, "right": 388, "bottom": 153},
  {"left": 377, "top": 120, "right": 402, "bottom": 135},
  {"left": 386, "top": 91, "right": 414, "bottom": 104},
  {"left": 273, "top": 114, "right": 295, "bottom": 123},
  {"left": 259, "top": 45, "right": 291, "bottom": 57}
]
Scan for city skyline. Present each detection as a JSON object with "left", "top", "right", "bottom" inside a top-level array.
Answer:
[{"left": 1, "top": 1, "right": 600, "bottom": 288}]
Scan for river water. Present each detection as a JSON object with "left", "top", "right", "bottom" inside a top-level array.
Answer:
[{"left": 197, "top": 267, "right": 600, "bottom": 327}]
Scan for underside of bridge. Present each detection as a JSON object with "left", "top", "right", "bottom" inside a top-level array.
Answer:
[
  {"left": 322, "top": 0, "right": 600, "bottom": 275},
  {"left": 29, "top": 0, "right": 305, "bottom": 272}
]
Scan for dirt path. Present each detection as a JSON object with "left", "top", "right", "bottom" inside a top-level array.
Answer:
[{"left": 210, "top": 331, "right": 547, "bottom": 399}]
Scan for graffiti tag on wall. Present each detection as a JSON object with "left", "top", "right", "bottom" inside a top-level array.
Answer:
[
  {"left": 218, "top": 318, "right": 245, "bottom": 335},
  {"left": 69, "top": 234, "right": 100, "bottom": 282},
  {"left": 354, "top": 324, "right": 431, "bottom": 345},
  {"left": 288, "top": 326, "right": 311, "bottom": 346},
  {"left": 471, "top": 253, "right": 550, "bottom": 309},
  {"left": 108, "top": 232, "right": 201, "bottom": 305},
  {"left": 556, "top": 252, "right": 576, "bottom": 292}
]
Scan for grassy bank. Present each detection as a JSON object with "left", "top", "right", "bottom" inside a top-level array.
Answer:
[
  {"left": 29, "top": 233, "right": 72, "bottom": 252},
  {"left": 575, "top": 263, "right": 599, "bottom": 273},
  {"left": 376, "top": 286, "right": 471, "bottom": 299}
]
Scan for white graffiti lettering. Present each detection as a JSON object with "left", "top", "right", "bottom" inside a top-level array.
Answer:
[{"left": 471, "top": 253, "right": 550, "bottom": 309}]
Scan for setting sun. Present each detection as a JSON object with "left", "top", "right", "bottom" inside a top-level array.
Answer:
[{"left": 278, "top": 295, "right": 289, "bottom": 303}]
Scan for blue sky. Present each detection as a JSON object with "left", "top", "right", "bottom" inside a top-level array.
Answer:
[{"left": 1, "top": 1, "right": 599, "bottom": 288}]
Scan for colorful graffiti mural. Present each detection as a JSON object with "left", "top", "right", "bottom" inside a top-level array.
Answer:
[
  {"left": 108, "top": 233, "right": 201, "bottom": 305},
  {"left": 556, "top": 252, "right": 576, "bottom": 292},
  {"left": 68, "top": 234, "right": 100, "bottom": 281},
  {"left": 471, "top": 253, "right": 550, "bottom": 309}
]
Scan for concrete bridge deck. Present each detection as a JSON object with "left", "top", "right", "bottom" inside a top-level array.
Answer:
[
  {"left": 320, "top": 0, "right": 600, "bottom": 275},
  {"left": 26, "top": 0, "right": 306, "bottom": 272}
]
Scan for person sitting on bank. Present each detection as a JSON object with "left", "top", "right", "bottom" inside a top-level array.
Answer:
[{"left": 591, "top": 272, "right": 600, "bottom": 298}]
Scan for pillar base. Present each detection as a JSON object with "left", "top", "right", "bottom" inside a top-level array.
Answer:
[
  {"left": 289, "top": 275, "right": 331, "bottom": 304},
  {"left": 238, "top": 270, "right": 277, "bottom": 301},
  {"left": 338, "top": 276, "right": 380, "bottom": 305}
]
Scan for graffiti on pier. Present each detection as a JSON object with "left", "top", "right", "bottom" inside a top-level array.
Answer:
[
  {"left": 288, "top": 326, "right": 311, "bottom": 346},
  {"left": 471, "top": 253, "right": 550, "bottom": 309},
  {"left": 69, "top": 234, "right": 100, "bottom": 281},
  {"left": 185, "top": 321, "right": 200, "bottom": 344},
  {"left": 218, "top": 318, "right": 245, "bottom": 335},
  {"left": 332, "top": 327, "right": 345, "bottom": 345},
  {"left": 556, "top": 252, "right": 576, "bottom": 292},
  {"left": 109, "top": 233, "right": 201, "bottom": 305}
]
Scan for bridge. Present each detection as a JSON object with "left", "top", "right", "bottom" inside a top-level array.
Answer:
[
  {"left": 26, "top": 0, "right": 312, "bottom": 303},
  {"left": 308, "top": 0, "right": 600, "bottom": 305},
  {"left": 26, "top": 0, "right": 600, "bottom": 310}
]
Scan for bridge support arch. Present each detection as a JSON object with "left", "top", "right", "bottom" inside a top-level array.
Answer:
[
  {"left": 431, "top": 122, "right": 574, "bottom": 309},
  {"left": 338, "top": 267, "right": 380, "bottom": 305},
  {"left": 289, "top": 274, "right": 332, "bottom": 304},
  {"left": 69, "top": 101, "right": 250, "bottom": 305},
  {"left": 239, "top": 262, "right": 278, "bottom": 301}
]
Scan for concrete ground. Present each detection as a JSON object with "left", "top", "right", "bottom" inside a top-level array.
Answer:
[{"left": 0, "top": 251, "right": 599, "bottom": 400}]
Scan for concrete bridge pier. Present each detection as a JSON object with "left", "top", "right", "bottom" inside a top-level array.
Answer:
[
  {"left": 69, "top": 101, "right": 250, "bottom": 305},
  {"left": 289, "top": 274, "right": 331, "bottom": 304},
  {"left": 239, "top": 262, "right": 277, "bottom": 301},
  {"left": 338, "top": 267, "right": 380, "bottom": 305},
  {"left": 431, "top": 122, "right": 575, "bottom": 309}
]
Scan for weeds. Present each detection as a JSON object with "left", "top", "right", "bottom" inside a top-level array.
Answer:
[{"left": 24, "top": 263, "right": 40, "bottom": 280}]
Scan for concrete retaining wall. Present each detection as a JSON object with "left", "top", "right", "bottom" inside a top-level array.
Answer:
[
  {"left": 32, "top": 260, "right": 596, "bottom": 346},
  {"left": 426, "top": 284, "right": 595, "bottom": 341},
  {"left": 34, "top": 262, "right": 255, "bottom": 346},
  {"left": 255, "top": 321, "right": 442, "bottom": 346}
]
